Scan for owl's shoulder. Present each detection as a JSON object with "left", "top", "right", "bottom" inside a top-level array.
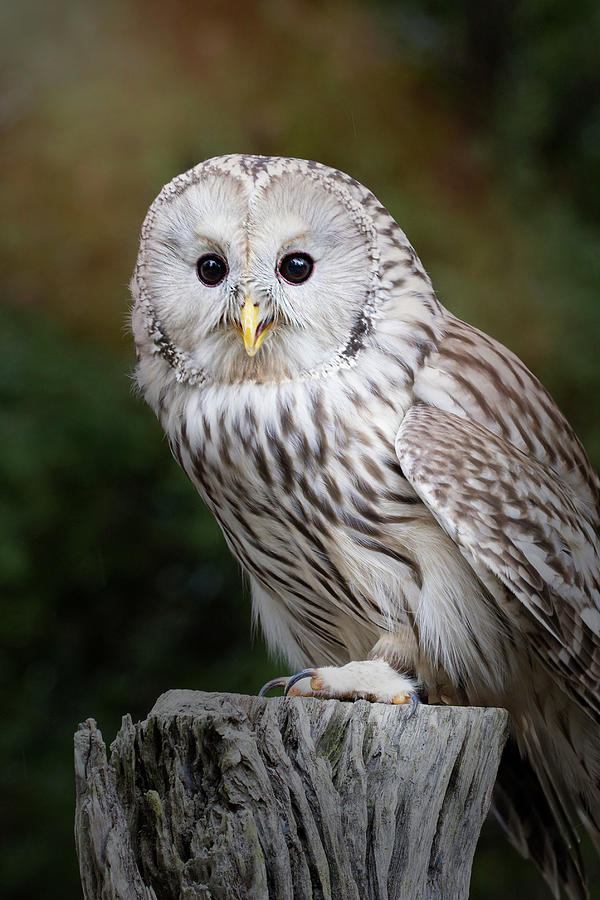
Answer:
[{"left": 414, "top": 313, "right": 600, "bottom": 517}]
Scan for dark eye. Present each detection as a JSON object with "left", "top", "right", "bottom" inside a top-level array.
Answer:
[
  {"left": 196, "top": 254, "right": 227, "bottom": 286},
  {"left": 278, "top": 252, "right": 314, "bottom": 284}
]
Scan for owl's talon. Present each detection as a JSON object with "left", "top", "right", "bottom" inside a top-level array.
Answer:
[
  {"left": 392, "top": 690, "right": 420, "bottom": 718},
  {"left": 258, "top": 676, "right": 291, "bottom": 696},
  {"left": 272, "top": 660, "right": 419, "bottom": 705},
  {"left": 284, "top": 668, "right": 318, "bottom": 696}
]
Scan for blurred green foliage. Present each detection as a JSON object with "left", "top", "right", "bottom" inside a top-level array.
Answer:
[{"left": 1, "top": 1, "right": 599, "bottom": 897}]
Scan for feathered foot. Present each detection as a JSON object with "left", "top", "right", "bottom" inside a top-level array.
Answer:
[{"left": 259, "top": 659, "right": 419, "bottom": 714}]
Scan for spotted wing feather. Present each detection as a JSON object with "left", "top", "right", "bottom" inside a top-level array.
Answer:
[{"left": 395, "top": 404, "right": 600, "bottom": 723}]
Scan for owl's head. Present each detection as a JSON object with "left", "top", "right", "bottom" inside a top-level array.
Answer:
[{"left": 131, "top": 155, "right": 431, "bottom": 389}]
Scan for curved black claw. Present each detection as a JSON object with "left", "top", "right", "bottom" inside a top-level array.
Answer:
[
  {"left": 284, "top": 668, "right": 318, "bottom": 696},
  {"left": 258, "top": 676, "right": 290, "bottom": 697},
  {"left": 406, "top": 690, "right": 419, "bottom": 719}
]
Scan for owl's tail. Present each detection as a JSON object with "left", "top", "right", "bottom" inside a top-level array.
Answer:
[{"left": 492, "top": 738, "right": 588, "bottom": 900}]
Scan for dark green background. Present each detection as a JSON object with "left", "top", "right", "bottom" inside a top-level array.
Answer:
[{"left": 2, "top": 1, "right": 599, "bottom": 897}]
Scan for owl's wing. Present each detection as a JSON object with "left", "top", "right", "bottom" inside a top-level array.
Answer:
[{"left": 395, "top": 403, "right": 600, "bottom": 722}]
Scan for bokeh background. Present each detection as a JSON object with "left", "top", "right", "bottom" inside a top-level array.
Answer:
[{"left": 2, "top": 1, "right": 600, "bottom": 897}]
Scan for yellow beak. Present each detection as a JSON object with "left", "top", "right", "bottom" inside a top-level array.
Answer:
[{"left": 240, "top": 296, "right": 272, "bottom": 357}]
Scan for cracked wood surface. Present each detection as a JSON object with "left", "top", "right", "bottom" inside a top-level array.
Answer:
[{"left": 74, "top": 690, "right": 509, "bottom": 899}]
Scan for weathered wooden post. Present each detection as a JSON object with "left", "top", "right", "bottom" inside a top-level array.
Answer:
[{"left": 74, "top": 690, "right": 508, "bottom": 899}]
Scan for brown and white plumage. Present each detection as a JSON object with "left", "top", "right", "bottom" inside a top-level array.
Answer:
[{"left": 131, "top": 154, "right": 600, "bottom": 898}]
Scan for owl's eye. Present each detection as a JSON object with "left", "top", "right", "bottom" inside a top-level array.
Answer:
[
  {"left": 197, "top": 254, "right": 228, "bottom": 286},
  {"left": 278, "top": 252, "right": 314, "bottom": 285}
]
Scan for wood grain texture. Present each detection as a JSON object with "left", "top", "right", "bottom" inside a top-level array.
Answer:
[{"left": 74, "top": 691, "right": 509, "bottom": 899}]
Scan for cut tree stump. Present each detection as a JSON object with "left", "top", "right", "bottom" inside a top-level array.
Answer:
[{"left": 74, "top": 690, "right": 509, "bottom": 900}]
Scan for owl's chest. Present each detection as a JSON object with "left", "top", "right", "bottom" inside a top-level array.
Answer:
[
  {"left": 175, "top": 378, "right": 468, "bottom": 669},
  {"left": 178, "top": 378, "right": 414, "bottom": 558}
]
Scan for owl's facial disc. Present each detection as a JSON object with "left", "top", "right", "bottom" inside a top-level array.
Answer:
[{"left": 132, "top": 157, "right": 384, "bottom": 384}]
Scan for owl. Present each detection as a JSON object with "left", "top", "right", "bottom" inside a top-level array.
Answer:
[{"left": 131, "top": 154, "right": 600, "bottom": 898}]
